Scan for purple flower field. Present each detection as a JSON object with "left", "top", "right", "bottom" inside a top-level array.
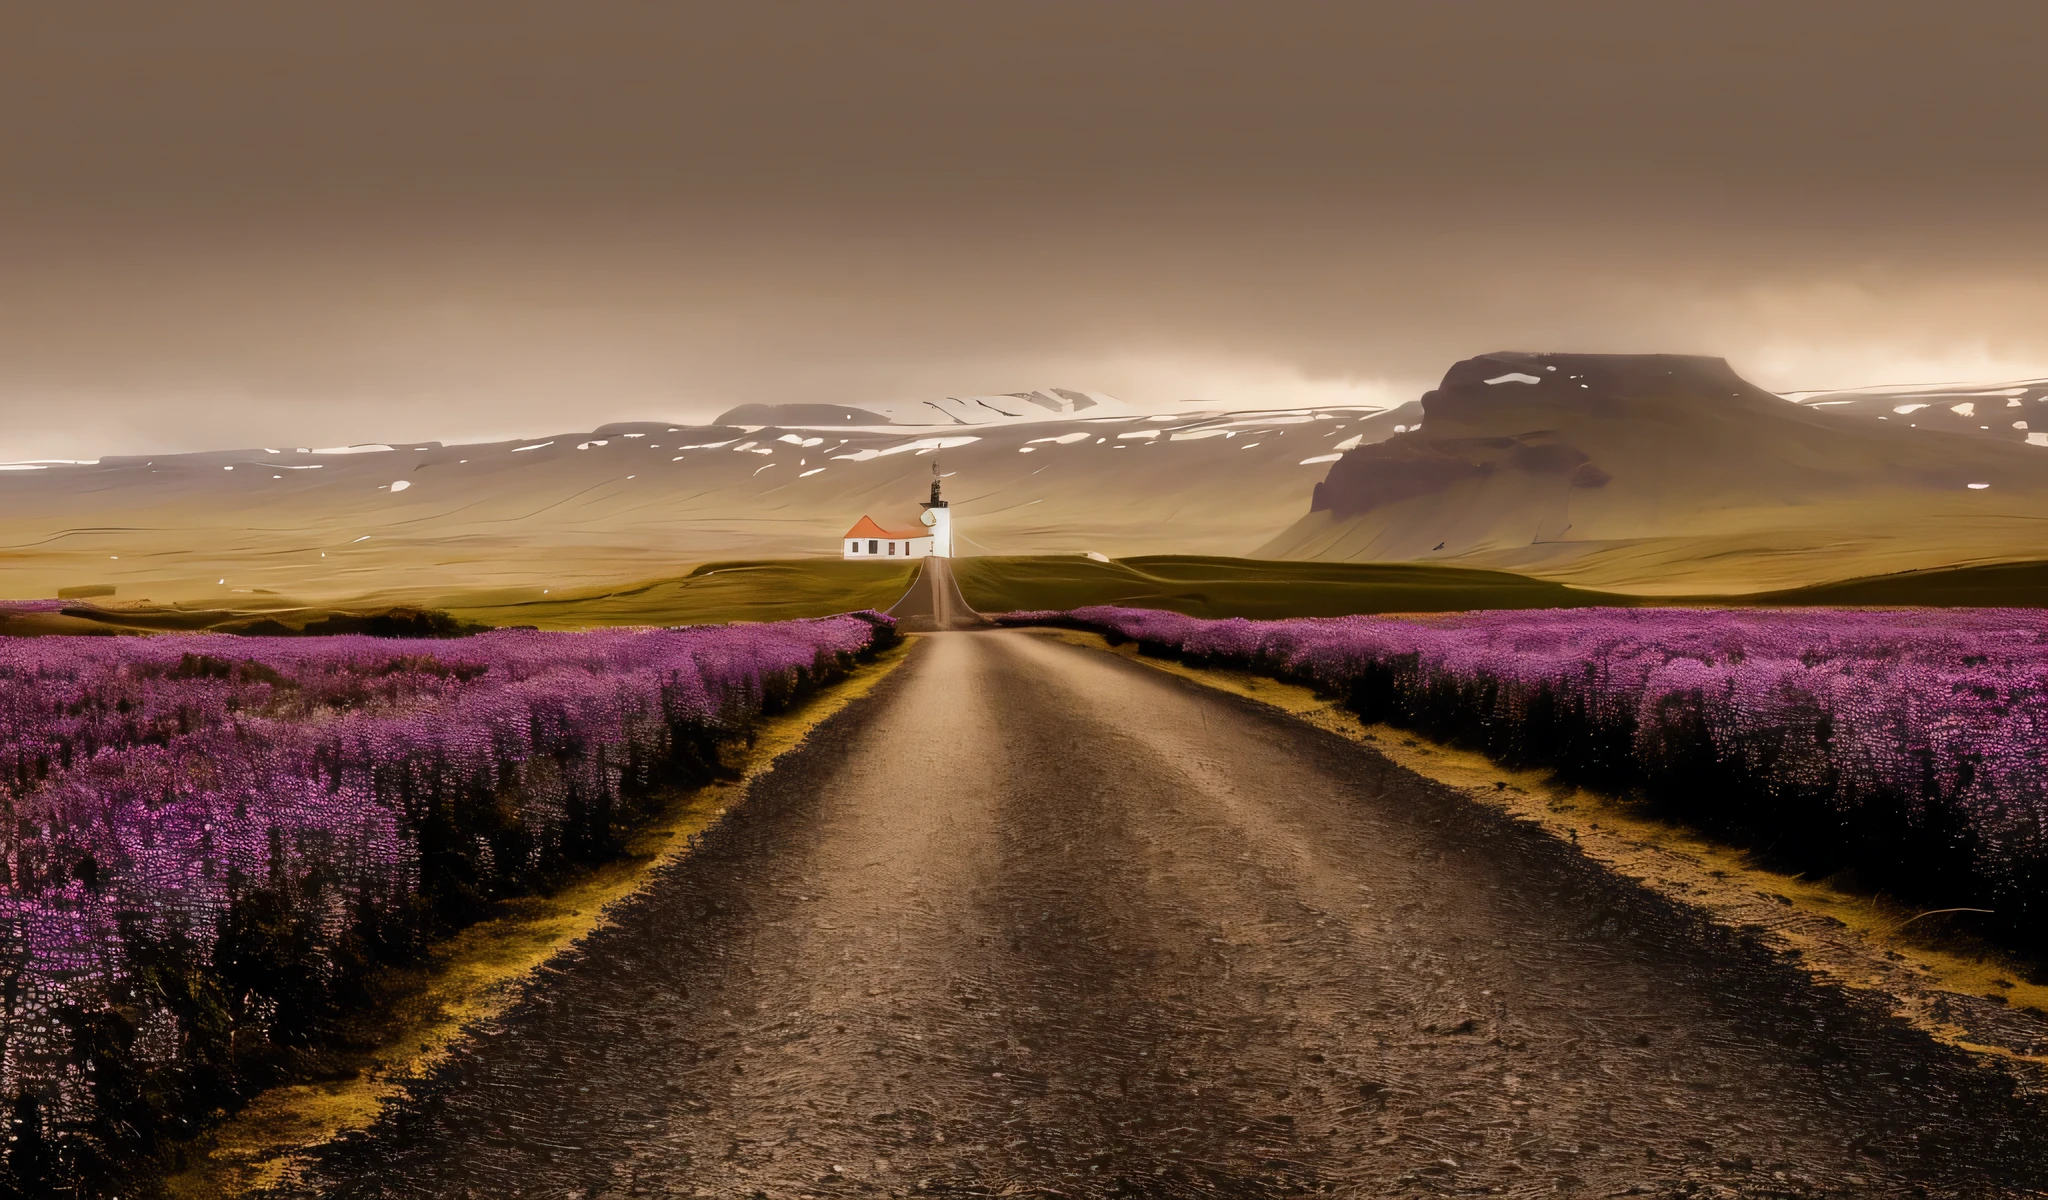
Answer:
[
  {"left": 1004, "top": 605, "right": 2048, "bottom": 958},
  {"left": 0, "top": 613, "right": 891, "bottom": 1185}
]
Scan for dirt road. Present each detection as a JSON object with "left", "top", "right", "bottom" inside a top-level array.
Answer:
[
  {"left": 885, "top": 557, "right": 987, "bottom": 632},
  {"left": 288, "top": 632, "right": 2048, "bottom": 1198}
]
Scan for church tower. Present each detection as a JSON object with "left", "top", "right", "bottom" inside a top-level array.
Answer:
[{"left": 919, "top": 463, "right": 953, "bottom": 557}]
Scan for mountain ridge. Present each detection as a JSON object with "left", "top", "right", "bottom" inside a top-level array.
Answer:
[
  {"left": 1265, "top": 351, "right": 2048, "bottom": 592},
  {"left": 0, "top": 402, "right": 1403, "bottom": 603}
]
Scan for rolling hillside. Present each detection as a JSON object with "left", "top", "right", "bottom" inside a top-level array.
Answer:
[
  {"left": 12, "top": 358, "right": 2048, "bottom": 607},
  {"left": 0, "top": 399, "right": 1413, "bottom": 604}
]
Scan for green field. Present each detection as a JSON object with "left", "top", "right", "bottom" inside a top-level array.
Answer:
[
  {"left": 1757, "top": 560, "right": 2048, "bottom": 608},
  {"left": 952, "top": 555, "right": 1628, "bottom": 618},
  {"left": 0, "top": 560, "right": 919, "bottom": 637},
  {"left": 436, "top": 559, "right": 920, "bottom": 630},
  {"left": 954, "top": 554, "right": 2048, "bottom": 618},
  {"left": 0, "top": 602, "right": 489, "bottom": 639},
  {"left": 13, "top": 555, "right": 2048, "bottom": 640}
]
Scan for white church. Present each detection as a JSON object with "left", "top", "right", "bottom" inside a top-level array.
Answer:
[{"left": 843, "top": 468, "right": 953, "bottom": 559}]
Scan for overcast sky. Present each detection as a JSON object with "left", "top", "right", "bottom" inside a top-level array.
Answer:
[{"left": 5, "top": 1, "right": 2048, "bottom": 458}]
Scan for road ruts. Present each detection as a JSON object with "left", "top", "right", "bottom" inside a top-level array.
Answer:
[
  {"left": 287, "top": 631, "right": 2048, "bottom": 1199},
  {"left": 884, "top": 557, "right": 988, "bottom": 632}
]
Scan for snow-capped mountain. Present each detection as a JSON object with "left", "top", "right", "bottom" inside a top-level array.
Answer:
[
  {"left": 1783, "top": 378, "right": 2048, "bottom": 446},
  {"left": 719, "top": 388, "right": 1137, "bottom": 429}
]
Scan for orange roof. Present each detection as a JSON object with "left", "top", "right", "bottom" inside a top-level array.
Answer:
[{"left": 844, "top": 515, "right": 927, "bottom": 540}]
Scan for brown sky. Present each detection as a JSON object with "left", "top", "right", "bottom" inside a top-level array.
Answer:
[{"left": 4, "top": 1, "right": 2048, "bottom": 458}]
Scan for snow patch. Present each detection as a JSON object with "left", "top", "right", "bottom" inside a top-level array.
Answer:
[
  {"left": 1892, "top": 404, "right": 1930, "bottom": 414},
  {"left": 831, "top": 435, "right": 981, "bottom": 462},
  {"left": 389, "top": 480, "right": 411, "bottom": 492},
  {"left": 1485, "top": 372, "right": 1542, "bottom": 385},
  {"left": 1215, "top": 415, "right": 1317, "bottom": 429},
  {"left": 1299, "top": 454, "right": 1342, "bottom": 465},
  {"left": 313, "top": 444, "right": 396, "bottom": 454}
]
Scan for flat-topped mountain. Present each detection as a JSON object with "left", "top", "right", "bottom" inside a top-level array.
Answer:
[{"left": 1265, "top": 352, "right": 2048, "bottom": 592}]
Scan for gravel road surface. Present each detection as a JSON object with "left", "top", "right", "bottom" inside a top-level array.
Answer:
[
  {"left": 289, "top": 631, "right": 2048, "bottom": 1199},
  {"left": 885, "top": 557, "right": 987, "bottom": 632}
]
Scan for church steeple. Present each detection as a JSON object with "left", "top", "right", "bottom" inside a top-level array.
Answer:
[
  {"left": 839, "top": 464, "right": 954, "bottom": 559},
  {"left": 918, "top": 462, "right": 953, "bottom": 556}
]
